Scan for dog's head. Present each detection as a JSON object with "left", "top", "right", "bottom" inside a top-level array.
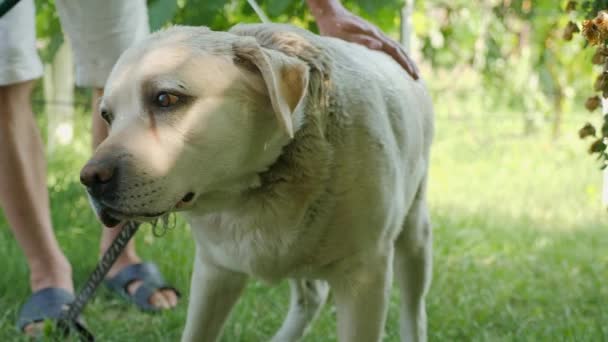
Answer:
[{"left": 80, "top": 26, "right": 310, "bottom": 227}]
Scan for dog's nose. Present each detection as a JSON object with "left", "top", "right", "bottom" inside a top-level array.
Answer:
[{"left": 80, "top": 160, "right": 118, "bottom": 197}]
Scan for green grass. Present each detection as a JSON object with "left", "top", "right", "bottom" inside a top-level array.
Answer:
[{"left": 1, "top": 109, "right": 607, "bottom": 341}]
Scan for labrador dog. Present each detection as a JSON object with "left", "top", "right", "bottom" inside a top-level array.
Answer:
[{"left": 80, "top": 24, "right": 434, "bottom": 342}]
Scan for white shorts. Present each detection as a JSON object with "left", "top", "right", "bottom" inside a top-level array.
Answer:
[{"left": 0, "top": 0, "right": 149, "bottom": 87}]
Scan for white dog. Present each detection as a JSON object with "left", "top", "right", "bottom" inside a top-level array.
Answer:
[{"left": 80, "top": 24, "right": 434, "bottom": 342}]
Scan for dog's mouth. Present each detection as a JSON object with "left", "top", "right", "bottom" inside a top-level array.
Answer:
[
  {"left": 98, "top": 206, "right": 165, "bottom": 228},
  {"left": 89, "top": 192, "right": 196, "bottom": 228}
]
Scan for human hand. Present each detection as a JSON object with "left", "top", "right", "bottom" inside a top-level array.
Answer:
[{"left": 309, "top": 1, "right": 419, "bottom": 79}]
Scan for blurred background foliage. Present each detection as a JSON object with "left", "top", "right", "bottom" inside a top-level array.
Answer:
[{"left": 32, "top": 0, "right": 605, "bottom": 139}]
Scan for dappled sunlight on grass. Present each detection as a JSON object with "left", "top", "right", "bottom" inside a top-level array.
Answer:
[
  {"left": 430, "top": 114, "right": 606, "bottom": 232},
  {"left": 425, "top": 115, "right": 608, "bottom": 340}
]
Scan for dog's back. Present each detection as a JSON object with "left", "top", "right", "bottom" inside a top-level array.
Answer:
[{"left": 231, "top": 23, "right": 434, "bottom": 257}]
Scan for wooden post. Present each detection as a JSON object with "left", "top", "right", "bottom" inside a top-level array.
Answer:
[
  {"left": 44, "top": 38, "right": 74, "bottom": 153},
  {"left": 400, "top": 0, "right": 414, "bottom": 52}
]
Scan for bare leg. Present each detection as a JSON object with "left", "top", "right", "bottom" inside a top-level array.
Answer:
[
  {"left": 271, "top": 279, "right": 329, "bottom": 342},
  {"left": 0, "top": 81, "right": 73, "bottom": 334},
  {"left": 91, "top": 88, "right": 178, "bottom": 309}
]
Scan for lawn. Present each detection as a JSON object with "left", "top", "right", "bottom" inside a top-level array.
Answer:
[{"left": 0, "top": 106, "right": 607, "bottom": 341}]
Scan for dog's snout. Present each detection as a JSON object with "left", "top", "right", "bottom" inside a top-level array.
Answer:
[{"left": 80, "top": 159, "right": 118, "bottom": 197}]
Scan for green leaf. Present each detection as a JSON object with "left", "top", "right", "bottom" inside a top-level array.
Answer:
[
  {"left": 352, "top": 0, "right": 403, "bottom": 14},
  {"left": 148, "top": 0, "right": 178, "bottom": 31},
  {"left": 266, "top": 0, "right": 292, "bottom": 18},
  {"left": 40, "top": 32, "right": 64, "bottom": 63}
]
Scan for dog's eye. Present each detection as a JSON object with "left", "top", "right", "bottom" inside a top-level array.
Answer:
[
  {"left": 154, "top": 92, "right": 179, "bottom": 108},
  {"left": 100, "top": 109, "right": 113, "bottom": 124}
]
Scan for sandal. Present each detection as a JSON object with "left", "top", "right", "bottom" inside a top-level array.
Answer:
[
  {"left": 104, "top": 262, "right": 180, "bottom": 312},
  {"left": 17, "top": 287, "right": 90, "bottom": 338}
]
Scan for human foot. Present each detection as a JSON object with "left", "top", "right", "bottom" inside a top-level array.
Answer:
[{"left": 106, "top": 259, "right": 179, "bottom": 310}]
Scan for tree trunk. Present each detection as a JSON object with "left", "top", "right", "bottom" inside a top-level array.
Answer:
[
  {"left": 544, "top": 41, "right": 564, "bottom": 140},
  {"left": 44, "top": 39, "right": 74, "bottom": 153},
  {"left": 517, "top": 22, "right": 538, "bottom": 136},
  {"left": 473, "top": 4, "right": 492, "bottom": 71},
  {"left": 551, "top": 88, "right": 564, "bottom": 139},
  {"left": 603, "top": 97, "right": 608, "bottom": 208}
]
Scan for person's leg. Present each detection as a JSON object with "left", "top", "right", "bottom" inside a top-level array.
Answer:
[
  {"left": 0, "top": 81, "right": 73, "bottom": 295},
  {"left": 0, "top": 0, "right": 74, "bottom": 335},
  {"left": 91, "top": 89, "right": 178, "bottom": 309}
]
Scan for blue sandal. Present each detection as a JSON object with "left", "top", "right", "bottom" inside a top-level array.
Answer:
[
  {"left": 104, "top": 262, "right": 180, "bottom": 312},
  {"left": 17, "top": 287, "right": 89, "bottom": 336}
]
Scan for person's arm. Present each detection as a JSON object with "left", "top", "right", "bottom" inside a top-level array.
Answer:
[{"left": 306, "top": 0, "right": 419, "bottom": 79}]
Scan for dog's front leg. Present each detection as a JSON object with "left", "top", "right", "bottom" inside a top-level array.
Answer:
[
  {"left": 329, "top": 251, "right": 393, "bottom": 342},
  {"left": 181, "top": 248, "right": 247, "bottom": 342}
]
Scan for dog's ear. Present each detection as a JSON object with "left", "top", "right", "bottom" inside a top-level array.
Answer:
[{"left": 233, "top": 39, "right": 309, "bottom": 138}]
